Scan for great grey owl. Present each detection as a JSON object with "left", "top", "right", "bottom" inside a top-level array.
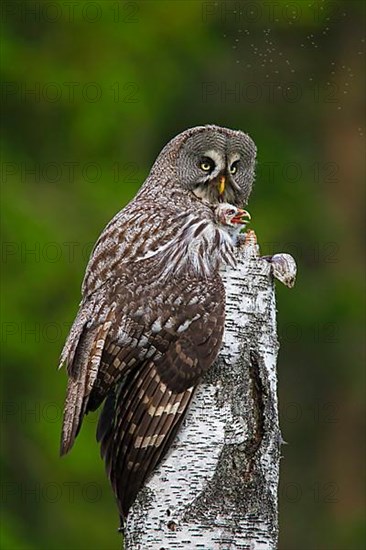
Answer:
[{"left": 59, "top": 124, "right": 257, "bottom": 526}]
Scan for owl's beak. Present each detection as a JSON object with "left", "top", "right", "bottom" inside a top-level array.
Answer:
[
  {"left": 232, "top": 209, "right": 251, "bottom": 224},
  {"left": 218, "top": 175, "right": 226, "bottom": 196}
]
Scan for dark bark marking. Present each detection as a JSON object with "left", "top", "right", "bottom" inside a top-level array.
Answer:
[{"left": 244, "top": 350, "right": 266, "bottom": 477}]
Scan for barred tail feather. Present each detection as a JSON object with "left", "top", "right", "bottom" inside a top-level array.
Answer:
[{"left": 60, "top": 317, "right": 113, "bottom": 455}]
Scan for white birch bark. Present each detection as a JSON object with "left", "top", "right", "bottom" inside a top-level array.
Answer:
[{"left": 124, "top": 231, "right": 296, "bottom": 550}]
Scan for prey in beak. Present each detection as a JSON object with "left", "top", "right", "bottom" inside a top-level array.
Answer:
[
  {"left": 215, "top": 203, "right": 252, "bottom": 228},
  {"left": 231, "top": 208, "right": 251, "bottom": 225}
]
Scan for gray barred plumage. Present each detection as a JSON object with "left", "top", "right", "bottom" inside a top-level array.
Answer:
[{"left": 59, "top": 125, "right": 256, "bottom": 526}]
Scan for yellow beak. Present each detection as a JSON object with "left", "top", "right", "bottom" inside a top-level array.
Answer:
[{"left": 218, "top": 175, "right": 226, "bottom": 195}]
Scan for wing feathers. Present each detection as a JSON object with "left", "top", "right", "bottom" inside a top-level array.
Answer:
[
  {"left": 60, "top": 325, "right": 98, "bottom": 455},
  {"left": 60, "top": 315, "right": 113, "bottom": 455},
  {"left": 58, "top": 306, "right": 90, "bottom": 373},
  {"left": 98, "top": 359, "right": 194, "bottom": 519},
  {"left": 98, "top": 362, "right": 155, "bottom": 477},
  {"left": 87, "top": 320, "right": 147, "bottom": 412}
]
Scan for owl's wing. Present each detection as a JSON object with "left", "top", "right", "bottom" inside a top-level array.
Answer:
[
  {"left": 87, "top": 273, "right": 224, "bottom": 411},
  {"left": 59, "top": 201, "right": 190, "bottom": 453},
  {"left": 60, "top": 268, "right": 224, "bottom": 453},
  {"left": 95, "top": 274, "right": 225, "bottom": 522}
]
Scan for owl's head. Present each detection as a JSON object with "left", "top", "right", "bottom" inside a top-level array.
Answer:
[{"left": 173, "top": 125, "right": 257, "bottom": 206}]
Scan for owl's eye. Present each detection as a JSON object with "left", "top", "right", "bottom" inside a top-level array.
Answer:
[
  {"left": 229, "top": 161, "right": 239, "bottom": 174},
  {"left": 200, "top": 158, "right": 215, "bottom": 172}
]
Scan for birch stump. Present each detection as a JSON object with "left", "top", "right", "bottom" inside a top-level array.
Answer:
[{"left": 124, "top": 230, "right": 296, "bottom": 550}]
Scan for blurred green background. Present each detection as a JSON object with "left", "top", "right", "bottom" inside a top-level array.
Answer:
[{"left": 1, "top": 1, "right": 365, "bottom": 549}]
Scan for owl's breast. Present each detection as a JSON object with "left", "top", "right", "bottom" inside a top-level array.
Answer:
[
  {"left": 139, "top": 216, "right": 237, "bottom": 280},
  {"left": 82, "top": 199, "right": 235, "bottom": 296}
]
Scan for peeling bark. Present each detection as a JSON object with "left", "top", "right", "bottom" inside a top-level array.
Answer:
[{"left": 125, "top": 232, "right": 296, "bottom": 550}]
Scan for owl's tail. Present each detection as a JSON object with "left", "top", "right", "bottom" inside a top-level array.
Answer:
[{"left": 60, "top": 316, "right": 112, "bottom": 456}]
